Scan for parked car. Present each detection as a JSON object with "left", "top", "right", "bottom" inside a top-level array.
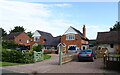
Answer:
[
  {"left": 78, "top": 49, "right": 97, "bottom": 62},
  {"left": 68, "top": 47, "right": 80, "bottom": 54}
]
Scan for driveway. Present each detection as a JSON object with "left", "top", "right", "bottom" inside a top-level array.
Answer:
[
  {"left": 2, "top": 54, "right": 59, "bottom": 73},
  {"left": 2, "top": 54, "right": 120, "bottom": 74},
  {"left": 46, "top": 58, "right": 120, "bottom": 73}
]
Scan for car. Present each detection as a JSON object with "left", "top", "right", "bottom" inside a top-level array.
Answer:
[
  {"left": 78, "top": 49, "right": 97, "bottom": 62},
  {"left": 68, "top": 47, "right": 80, "bottom": 54}
]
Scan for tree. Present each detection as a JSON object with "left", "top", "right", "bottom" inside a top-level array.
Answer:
[
  {"left": 110, "top": 21, "right": 120, "bottom": 31},
  {"left": 9, "top": 26, "right": 26, "bottom": 33},
  {"left": 2, "top": 40, "right": 18, "bottom": 49},
  {"left": 27, "top": 31, "right": 33, "bottom": 38},
  {"left": 32, "top": 44, "right": 42, "bottom": 52},
  {"left": 0, "top": 28, "right": 7, "bottom": 37}
]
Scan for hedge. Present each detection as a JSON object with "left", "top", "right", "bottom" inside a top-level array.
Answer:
[{"left": 2, "top": 49, "right": 34, "bottom": 64}]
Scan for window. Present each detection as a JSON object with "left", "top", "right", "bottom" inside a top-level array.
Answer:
[
  {"left": 19, "top": 39, "right": 22, "bottom": 41},
  {"left": 66, "top": 34, "right": 75, "bottom": 40},
  {"left": 27, "top": 40, "right": 29, "bottom": 43},
  {"left": 110, "top": 44, "right": 114, "bottom": 48},
  {"left": 34, "top": 36, "right": 40, "bottom": 41},
  {"left": 68, "top": 46, "right": 76, "bottom": 50}
]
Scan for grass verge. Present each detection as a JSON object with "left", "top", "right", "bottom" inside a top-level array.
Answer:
[{"left": 0, "top": 62, "right": 24, "bottom": 67}]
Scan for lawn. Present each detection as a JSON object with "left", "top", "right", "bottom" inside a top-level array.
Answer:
[
  {"left": 97, "top": 53, "right": 103, "bottom": 58},
  {"left": 0, "top": 62, "right": 24, "bottom": 67},
  {"left": 114, "top": 54, "right": 120, "bottom": 57},
  {"left": 44, "top": 54, "right": 51, "bottom": 60}
]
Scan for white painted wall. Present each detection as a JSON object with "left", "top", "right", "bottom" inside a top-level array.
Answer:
[
  {"left": 98, "top": 44, "right": 115, "bottom": 53},
  {"left": 32, "top": 31, "right": 41, "bottom": 37},
  {"left": 64, "top": 27, "right": 78, "bottom": 35}
]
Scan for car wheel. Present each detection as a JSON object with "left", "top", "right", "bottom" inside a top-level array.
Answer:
[{"left": 91, "top": 57, "right": 94, "bottom": 62}]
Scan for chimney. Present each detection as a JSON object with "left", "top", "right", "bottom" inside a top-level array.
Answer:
[{"left": 83, "top": 25, "right": 86, "bottom": 37}]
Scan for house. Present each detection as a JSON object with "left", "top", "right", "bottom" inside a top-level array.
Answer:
[
  {"left": 60, "top": 25, "right": 89, "bottom": 53},
  {"left": 96, "top": 31, "right": 120, "bottom": 53},
  {"left": 3, "top": 32, "right": 31, "bottom": 49},
  {"left": 89, "top": 39, "right": 97, "bottom": 50},
  {"left": 30, "top": 30, "right": 60, "bottom": 53}
]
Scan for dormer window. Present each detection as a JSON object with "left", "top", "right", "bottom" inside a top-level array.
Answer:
[
  {"left": 66, "top": 34, "right": 75, "bottom": 40},
  {"left": 34, "top": 36, "right": 40, "bottom": 41}
]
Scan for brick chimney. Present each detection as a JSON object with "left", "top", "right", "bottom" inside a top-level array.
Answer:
[{"left": 83, "top": 25, "right": 86, "bottom": 37}]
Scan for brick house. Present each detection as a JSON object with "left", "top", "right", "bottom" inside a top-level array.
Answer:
[
  {"left": 60, "top": 25, "right": 89, "bottom": 53},
  {"left": 96, "top": 31, "right": 120, "bottom": 54},
  {"left": 3, "top": 32, "right": 31, "bottom": 49},
  {"left": 30, "top": 30, "right": 60, "bottom": 53}
]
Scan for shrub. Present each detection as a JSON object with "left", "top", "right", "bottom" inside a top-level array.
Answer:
[
  {"left": 32, "top": 44, "right": 42, "bottom": 52},
  {"left": 2, "top": 41, "right": 18, "bottom": 49},
  {"left": 2, "top": 49, "right": 34, "bottom": 63},
  {"left": 44, "top": 52, "right": 52, "bottom": 55}
]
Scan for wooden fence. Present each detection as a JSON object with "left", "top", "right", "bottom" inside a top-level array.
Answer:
[
  {"left": 103, "top": 51, "right": 120, "bottom": 70},
  {"left": 61, "top": 53, "right": 78, "bottom": 65},
  {"left": 34, "top": 51, "right": 44, "bottom": 62}
]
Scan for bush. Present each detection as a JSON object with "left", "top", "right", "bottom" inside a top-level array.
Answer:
[
  {"left": 44, "top": 52, "right": 52, "bottom": 54},
  {"left": 2, "top": 41, "right": 18, "bottom": 49},
  {"left": 32, "top": 44, "right": 42, "bottom": 52},
  {"left": 2, "top": 49, "right": 34, "bottom": 63}
]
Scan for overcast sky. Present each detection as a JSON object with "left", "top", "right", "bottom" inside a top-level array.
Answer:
[{"left": 0, "top": 0, "right": 119, "bottom": 39}]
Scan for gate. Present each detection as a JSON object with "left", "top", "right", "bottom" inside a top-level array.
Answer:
[
  {"left": 34, "top": 51, "right": 44, "bottom": 62},
  {"left": 58, "top": 43, "right": 77, "bottom": 65}
]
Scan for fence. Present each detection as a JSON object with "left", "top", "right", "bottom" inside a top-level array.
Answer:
[
  {"left": 34, "top": 51, "right": 44, "bottom": 62},
  {"left": 103, "top": 51, "right": 120, "bottom": 70},
  {"left": 59, "top": 53, "right": 78, "bottom": 65}
]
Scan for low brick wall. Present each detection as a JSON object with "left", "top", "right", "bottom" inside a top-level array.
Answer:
[{"left": 44, "top": 50, "right": 56, "bottom": 54}]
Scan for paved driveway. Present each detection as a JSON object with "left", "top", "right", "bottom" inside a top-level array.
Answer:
[
  {"left": 2, "top": 54, "right": 120, "bottom": 74},
  {"left": 46, "top": 58, "right": 119, "bottom": 73},
  {"left": 2, "top": 54, "right": 59, "bottom": 73}
]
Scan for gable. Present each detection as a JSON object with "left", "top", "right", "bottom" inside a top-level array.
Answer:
[
  {"left": 64, "top": 27, "right": 78, "bottom": 35},
  {"left": 16, "top": 32, "right": 30, "bottom": 39},
  {"left": 32, "top": 31, "right": 41, "bottom": 37}
]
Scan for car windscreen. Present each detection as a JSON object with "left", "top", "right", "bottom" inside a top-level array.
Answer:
[
  {"left": 86, "top": 50, "right": 92, "bottom": 52},
  {"left": 80, "top": 50, "right": 86, "bottom": 53}
]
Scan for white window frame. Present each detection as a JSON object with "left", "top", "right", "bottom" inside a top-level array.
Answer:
[
  {"left": 66, "top": 34, "right": 75, "bottom": 40},
  {"left": 27, "top": 40, "right": 29, "bottom": 43},
  {"left": 34, "top": 36, "right": 40, "bottom": 41}
]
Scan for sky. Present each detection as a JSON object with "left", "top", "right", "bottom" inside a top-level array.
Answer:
[{"left": 0, "top": 0, "right": 119, "bottom": 39}]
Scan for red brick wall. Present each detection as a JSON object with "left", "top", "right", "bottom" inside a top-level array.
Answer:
[
  {"left": 14, "top": 32, "right": 30, "bottom": 46},
  {"left": 30, "top": 36, "right": 44, "bottom": 50},
  {"left": 61, "top": 34, "right": 88, "bottom": 53}
]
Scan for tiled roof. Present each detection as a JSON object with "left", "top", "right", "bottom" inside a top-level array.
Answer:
[
  {"left": 37, "top": 30, "right": 60, "bottom": 46},
  {"left": 96, "top": 31, "right": 120, "bottom": 44},
  {"left": 3, "top": 32, "right": 22, "bottom": 40},
  {"left": 70, "top": 26, "right": 89, "bottom": 41}
]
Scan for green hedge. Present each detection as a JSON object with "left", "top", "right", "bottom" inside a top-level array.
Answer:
[
  {"left": 44, "top": 52, "right": 52, "bottom": 55},
  {"left": 2, "top": 49, "right": 34, "bottom": 64}
]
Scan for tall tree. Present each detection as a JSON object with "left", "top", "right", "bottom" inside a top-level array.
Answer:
[
  {"left": 0, "top": 28, "right": 7, "bottom": 37},
  {"left": 110, "top": 21, "right": 120, "bottom": 31},
  {"left": 27, "top": 31, "right": 33, "bottom": 38},
  {"left": 9, "top": 26, "right": 25, "bottom": 33}
]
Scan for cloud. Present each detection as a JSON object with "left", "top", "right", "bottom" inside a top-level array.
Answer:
[
  {"left": 0, "top": 0, "right": 73, "bottom": 36},
  {"left": 51, "top": 4, "right": 72, "bottom": 7}
]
